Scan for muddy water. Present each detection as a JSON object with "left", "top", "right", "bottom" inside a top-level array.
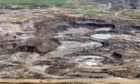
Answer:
[
  {"left": 91, "top": 33, "right": 140, "bottom": 42},
  {"left": 80, "top": 42, "right": 102, "bottom": 48},
  {"left": 0, "top": 54, "right": 11, "bottom": 60},
  {"left": 78, "top": 72, "right": 109, "bottom": 78},
  {"left": 94, "top": 28, "right": 112, "bottom": 32},
  {"left": 49, "top": 41, "right": 102, "bottom": 57},
  {"left": 91, "top": 34, "right": 112, "bottom": 40}
]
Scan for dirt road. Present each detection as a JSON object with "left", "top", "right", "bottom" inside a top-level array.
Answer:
[{"left": 0, "top": 78, "right": 139, "bottom": 84}]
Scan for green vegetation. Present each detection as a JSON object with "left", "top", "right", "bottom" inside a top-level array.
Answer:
[
  {"left": 61, "top": 2, "right": 104, "bottom": 9},
  {"left": 1, "top": 15, "right": 28, "bottom": 22},
  {"left": 0, "top": 0, "right": 67, "bottom": 8},
  {"left": 0, "top": 0, "right": 104, "bottom": 10},
  {"left": 84, "top": 11, "right": 99, "bottom": 17},
  {"left": 0, "top": 0, "right": 67, "bottom": 5},
  {"left": 122, "top": 11, "right": 140, "bottom": 19}
]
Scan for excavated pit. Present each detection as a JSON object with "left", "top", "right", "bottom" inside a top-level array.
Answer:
[{"left": 0, "top": 15, "right": 139, "bottom": 79}]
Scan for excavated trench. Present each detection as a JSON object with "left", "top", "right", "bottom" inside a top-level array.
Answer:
[{"left": 0, "top": 15, "right": 139, "bottom": 78}]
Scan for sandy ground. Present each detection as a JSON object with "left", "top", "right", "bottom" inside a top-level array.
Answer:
[{"left": 0, "top": 78, "right": 140, "bottom": 84}]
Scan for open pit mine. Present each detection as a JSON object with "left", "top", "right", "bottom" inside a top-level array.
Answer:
[
  {"left": 0, "top": 14, "right": 139, "bottom": 79},
  {"left": 0, "top": 0, "right": 139, "bottom": 84}
]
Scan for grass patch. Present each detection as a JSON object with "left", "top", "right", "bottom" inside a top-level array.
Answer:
[
  {"left": 0, "top": 0, "right": 67, "bottom": 6},
  {"left": 61, "top": 2, "right": 104, "bottom": 10},
  {"left": 84, "top": 11, "right": 99, "bottom": 17},
  {"left": 0, "top": 0, "right": 104, "bottom": 10},
  {"left": 122, "top": 11, "right": 140, "bottom": 19},
  {"left": 1, "top": 15, "right": 28, "bottom": 22}
]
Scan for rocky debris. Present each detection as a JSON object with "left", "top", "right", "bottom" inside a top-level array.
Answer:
[
  {"left": 109, "top": 69, "right": 140, "bottom": 78},
  {"left": 45, "top": 60, "right": 75, "bottom": 76}
]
